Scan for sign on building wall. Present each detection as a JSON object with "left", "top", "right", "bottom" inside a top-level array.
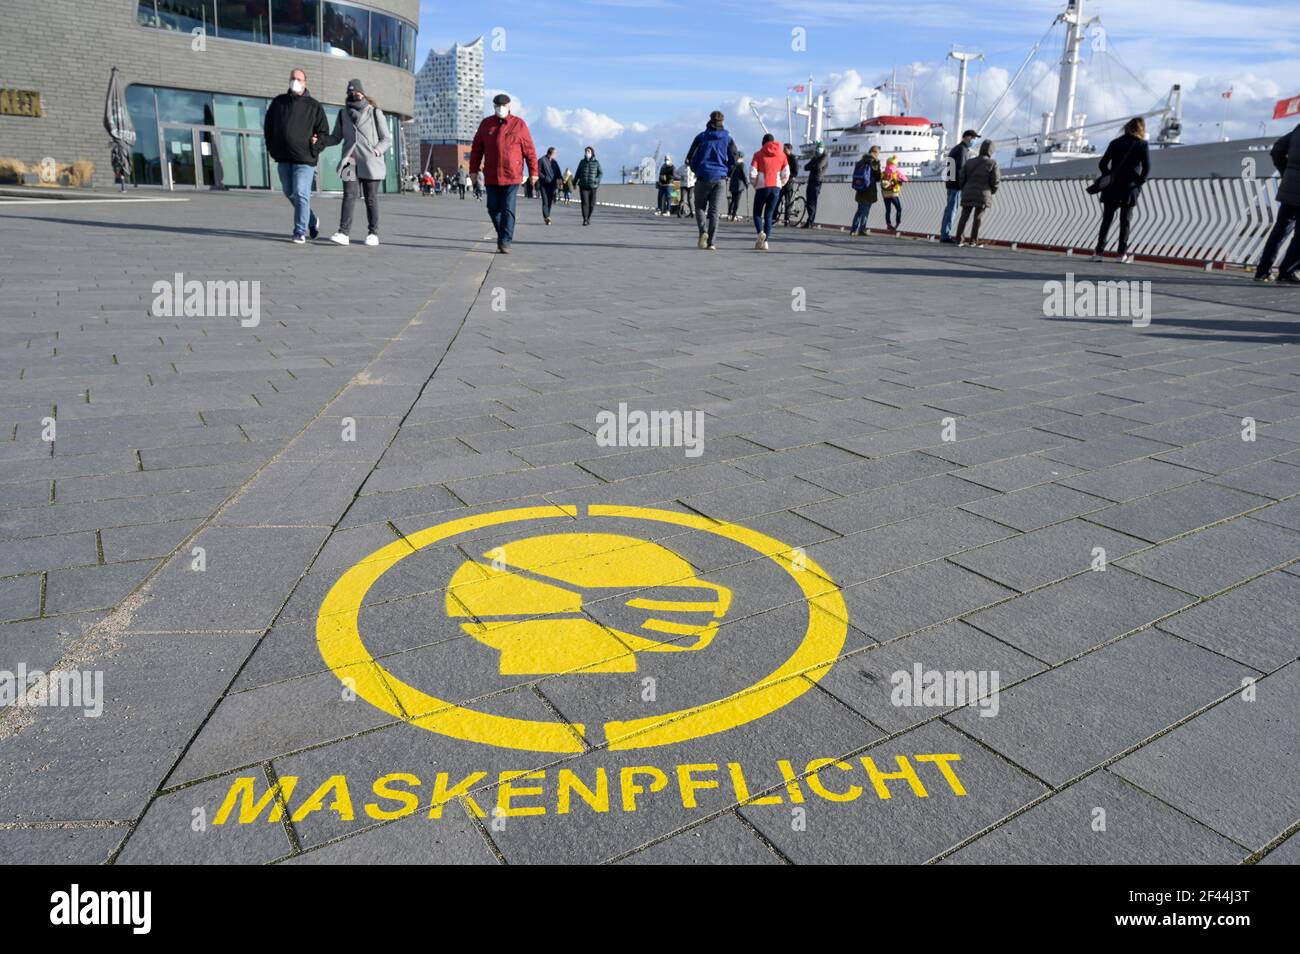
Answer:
[{"left": 0, "top": 89, "right": 43, "bottom": 117}]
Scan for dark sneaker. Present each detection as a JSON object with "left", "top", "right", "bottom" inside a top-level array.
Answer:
[
  {"left": 308, "top": 218, "right": 319, "bottom": 240},
  {"left": 498, "top": 243, "right": 511, "bottom": 254},
  {"left": 1279, "top": 272, "right": 1300, "bottom": 285}
]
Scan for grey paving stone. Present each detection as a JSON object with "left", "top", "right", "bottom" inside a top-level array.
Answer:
[
  {"left": 1258, "top": 832, "right": 1300, "bottom": 865},
  {"left": 947, "top": 628, "right": 1252, "bottom": 786},
  {"left": 812, "top": 621, "right": 1044, "bottom": 731},
  {"left": 1110, "top": 662, "right": 1300, "bottom": 850},
  {"left": 1039, "top": 433, "right": 1177, "bottom": 470},
  {"left": 215, "top": 459, "right": 375, "bottom": 527},
  {"left": 0, "top": 531, "right": 99, "bottom": 576},
  {"left": 958, "top": 482, "right": 1110, "bottom": 532},
  {"left": 948, "top": 519, "right": 1148, "bottom": 593},
  {"left": 837, "top": 561, "right": 1015, "bottom": 639},
  {"left": 964, "top": 568, "right": 1194, "bottom": 664},
  {"left": 1083, "top": 480, "right": 1271, "bottom": 543},
  {"left": 618, "top": 811, "right": 784, "bottom": 864},
  {"left": 795, "top": 474, "right": 997, "bottom": 535},
  {"left": 681, "top": 475, "right": 837, "bottom": 523},
  {"left": 281, "top": 808, "right": 499, "bottom": 864},
  {"left": 1157, "top": 571, "right": 1300, "bottom": 671},
  {"left": 116, "top": 773, "right": 292, "bottom": 865},
  {"left": 1055, "top": 457, "right": 1206, "bottom": 502},
  {"left": 739, "top": 720, "right": 1048, "bottom": 864},
  {"left": 0, "top": 633, "right": 258, "bottom": 822},
  {"left": 43, "top": 561, "right": 157, "bottom": 615},
  {"left": 1250, "top": 496, "right": 1300, "bottom": 532},
  {"left": 0, "top": 611, "right": 106, "bottom": 674},
  {"left": 99, "top": 520, "right": 194, "bottom": 563},
  {"left": 799, "top": 451, "right": 956, "bottom": 496},
  {"left": 126, "top": 526, "right": 330, "bottom": 632},
  {"left": 1116, "top": 517, "right": 1300, "bottom": 597},
  {"left": 1155, "top": 434, "right": 1300, "bottom": 475},
  {"left": 943, "top": 771, "right": 1245, "bottom": 864},
  {"left": 0, "top": 825, "right": 127, "bottom": 864},
  {"left": 1209, "top": 459, "right": 1300, "bottom": 499},
  {"left": 951, "top": 455, "right": 1084, "bottom": 493}
]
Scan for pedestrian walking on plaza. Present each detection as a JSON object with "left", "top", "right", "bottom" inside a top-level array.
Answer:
[
  {"left": 472, "top": 170, "right": 483, "bottom": 201},
  {"left": 264, "top": 67, "right": 330, "bottom": 243},
  {"left": 562, "top": 168, "right": 574, "bottom": 204},
  {"left": 779, "top": 143, "right": 800, "bottom": 225},
  {"left": 574, "top": 146, "right": 602, "bottom": 226},
  {"left": 727, "top": 151, "right": 748, "bottom": 220},
  {"left": 941, "top": 129, "right": 979, "bottom": 243},
  {"left": 470, "top": 92, "right": 539, "bottom": 253},
  {"left": 880, "top": 155, "right": 906, "bottom": 231},
  {"left": 456, "top": 169, "right": 467, "bottom": 199},
  {"left": 802, "top": 140, "right": 828, "bottom": 227},
  {"left": 749, "top": 133, "right": 789, "bottom": 251},
  {"left": 538, "top": 146, "right": 562, "bottom": 224},
  {"left": 1089, "top": 117, "right": 1150, "bottom": 264},
  {"left": 656, "top": 155, "right": 676, "bottom": 215},
  {"left": 679, "top": 164, "right": 696, "bottom": 216},
  {"left": 323, "top": 79, "right": 392, "bottom": 247},
  {"left": 849, "top": 146, "right": 881, "bottom": 236},
  {"left": 1254, "top": 121, "right": 1300, "bottom": 284},
  {"left": 685, "top": 110, "right": 738, "bottom": 250},
  {"left": 954, "top": 138, "right": 1000, "bottom": 248}
]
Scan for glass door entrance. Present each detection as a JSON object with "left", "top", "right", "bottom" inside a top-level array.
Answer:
[
  {"left": 218, "top": 131, "right": 271, "bottom": 189},
  {"left": 163, "top": 124, "right": 269, "bottom": 190},
  {"left": 162, "top": 126, "right": 198, "bottom": 188}
]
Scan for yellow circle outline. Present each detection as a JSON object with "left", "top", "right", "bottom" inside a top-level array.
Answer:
[{"left": 316, "top": 504, "right": 848, "bottom": 753}]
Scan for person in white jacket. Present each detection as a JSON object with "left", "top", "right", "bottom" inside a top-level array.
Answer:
[
  {"left": 748, "top": 133, "right": 791, "bottom": 250},
  {"left": 679, "top": 165, "right": 697, "bottom": 216}
]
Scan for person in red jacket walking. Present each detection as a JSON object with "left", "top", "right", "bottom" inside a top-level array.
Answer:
[{"left": 469, "top": 93, "right": 539, "bottom": 253}]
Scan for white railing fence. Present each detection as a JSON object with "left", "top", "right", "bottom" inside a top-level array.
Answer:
[{"left": 593, "top": 177, "right": 1285, "bottom": 268}]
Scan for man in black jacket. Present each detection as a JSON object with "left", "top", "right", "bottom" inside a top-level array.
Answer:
[
  {"left": 801, "top": 141, "right": 828, "bottom": 227},
  {"left": 1255, "top": 122, "right": 1300, "bottom": 284},
  {"left": 264, "top": 68, "right": 330, "bottom": 243},
  {"left": 941, "top": 129, "right": 979, "bottom": 243}
]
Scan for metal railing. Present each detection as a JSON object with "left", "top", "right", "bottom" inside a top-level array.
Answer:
[{"left": 594, "top": 177, "right": 1286, "bottom": 268}]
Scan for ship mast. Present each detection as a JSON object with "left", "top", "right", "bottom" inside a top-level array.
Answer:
[
  {"left": 948, "top": 49, "right": 984, "bottom": 145},
  {"left": 1053, "top": 0, "right": 1099, "bottom": 151}
]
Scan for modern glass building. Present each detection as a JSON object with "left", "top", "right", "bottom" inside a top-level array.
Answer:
[{"left": 0, "top": 0, "right": 418, "bottom": 191}]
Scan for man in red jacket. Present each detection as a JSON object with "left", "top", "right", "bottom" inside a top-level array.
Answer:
[{"left": 470, "top": 93, "right": 539, "bottom": 253}]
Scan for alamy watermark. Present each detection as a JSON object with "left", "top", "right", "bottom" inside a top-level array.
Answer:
[
  {"left": 1043, "top": 272, "right": 1151, "bottom": 327},
  {"left": 890, "top": 664, "right": 1000, "bottom": 717},
  {"left": 0, "top": 664, "right": 103, "bottom": 717},
  {"left": 151, "top": 272, "right": 260, "bottom": 327},
  {"left": 595, "top": 402, "right": 704, "bottom": 457}
]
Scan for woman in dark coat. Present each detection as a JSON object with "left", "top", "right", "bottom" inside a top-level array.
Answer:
[
  {"left": 955, "top": 138, "right": 1000, "bottom": 247},
  {"left": 1092, "top": 116, "right": 1151, "bottom": 263}
]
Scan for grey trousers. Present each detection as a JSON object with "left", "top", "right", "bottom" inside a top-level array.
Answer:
[{"left": 694, "top": 178, "right": 725, "bottom": 241}]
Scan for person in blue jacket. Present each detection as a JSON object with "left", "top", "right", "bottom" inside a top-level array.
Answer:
[{"left": 684, "top": 110, "right": 739, "bottom": 250}]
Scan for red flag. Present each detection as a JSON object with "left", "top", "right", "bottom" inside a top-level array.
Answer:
[
  {"left": 789, "top": 85, "right": 805, "bottom": 93},
  {"left": 1221, "top": 89, "right": 1233, "bottom": 99},
  {"left": 1275, "top": 94, "right": 1300, "bottom": 120}
]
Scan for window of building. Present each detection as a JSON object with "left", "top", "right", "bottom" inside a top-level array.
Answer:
[
  {"left": 270, "top": 0, "right": 320, "bottom": 51},
  {"left": 216, "top": 0, "right": 269, "bottom": 43},
  {"left": 400, "top": 22, "right": 416, "bottom": 71},
  {"left": 155, "top": 0, "right": 215, "bottom": 32},
  {"left": 370, "top": 12, "right": 399, "bottom": 66},
  {"left": 322, "top": 1, "right": 368, "bottom": 57},
  {"left": 125, "top": 85, "right": 163, "bottom": 185},
  {"left": 156, "top": 87, "right": 215, "bottom": 125},
  {"left": 214, "top": 93, "right": 268, "bottom": 130}
]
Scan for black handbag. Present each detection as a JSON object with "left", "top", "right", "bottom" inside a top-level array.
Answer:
[{"left": 1087, "top": 137, "right": 1138, "bottom": 195}]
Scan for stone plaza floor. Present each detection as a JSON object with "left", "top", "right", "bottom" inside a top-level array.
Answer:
[{"left": 0, "top": 188, "right": 1297, "bottom": 864}]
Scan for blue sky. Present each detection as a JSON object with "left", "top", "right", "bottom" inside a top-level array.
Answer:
[{"left": 415, "top": 0, "right": 1300, "bottom": 170}]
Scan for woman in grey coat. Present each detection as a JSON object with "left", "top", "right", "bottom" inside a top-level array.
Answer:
[
  {"left": 955, "top": 139, "right": 1000, "bottom": 247},
  {"left": 326, "top": 78, "right": 392, "bottom": 246}
]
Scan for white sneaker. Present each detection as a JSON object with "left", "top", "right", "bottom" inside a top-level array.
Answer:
[
  {"left": 291, "top": 235, "right": 306, "bottom": 244},
  {"left": 761, "top": 234, "right": 770, "bottom": 250},
  {"left": 697, "top": 233, "right": 709, "bottom": 249},
  {"left": 1120, "top": 253, "right": 1135, "bottom": 264},
  {"left": 754, "top": 235, "right": 765, "bottom": 250},
  {"left": 365, "top": 234, "right": 379, "bottom": 247},
  {"left": 1090, "top": 253, "right": 1104, "bottom": 262},
  {"left": 328, "top": 233, "right": 350, "bottom": 246}
]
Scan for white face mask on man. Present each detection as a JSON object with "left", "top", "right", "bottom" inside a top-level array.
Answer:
[
  {"left": 494, "top": 105, "right": 509, "bottom": 119},
  {"left": 289, "top": 78, "right": 305, "bottom": 95}
]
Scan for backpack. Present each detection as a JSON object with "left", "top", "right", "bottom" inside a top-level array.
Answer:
[{"left": 851, "top": 162, "right": 872, "bottom": 191}]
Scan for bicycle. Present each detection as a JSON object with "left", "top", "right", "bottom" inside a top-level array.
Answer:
[{"left": 780, "top": 180, "right": 807, "bottom": 227}]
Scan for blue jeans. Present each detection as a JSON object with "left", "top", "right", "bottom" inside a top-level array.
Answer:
[
  {"left": 486, "top": 184, "right": 519, "bottom": 246},
  {"left": 940, "top": 188, "right": 960, "bottom": 239},
  {"left": 657, "top": 185, "right": 672, "bottom": 212},
  {"left": 884, "top": 196, "right": 902, "bottom": 228},
  {"left": 277, "top": 162, "right": 318, "bottom": 238},
  {"left": 851, "top": 201, "right": 873, "bottom": 233},
  {"left": 753, "top": 187, "right": 780, "bottom": 235},
  {"left": 1255, "top": 202, "right": 1300, "bottom": 278}
]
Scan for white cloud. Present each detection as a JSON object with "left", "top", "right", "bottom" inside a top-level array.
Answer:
[{"left": 544, "top": 106, "right": 633, "bottom": 142}]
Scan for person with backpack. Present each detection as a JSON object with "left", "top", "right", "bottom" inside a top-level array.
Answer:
[
  {"left": 880, "top": 155, "right": 906, "bottom": 231},
  {"left": 679, "top": 164, "right": 696, "bottom": 216},
  {"left": 779, "top": 143, "right": 800, "bottom": 226},
  {"left": 655, "top": 155, "right": 676, "bottom": 215},
  {"left": 1089, "top": 116, "right": 1150, "bottom": 264},
  {"left": 849, "top": 146, "right": 881, "bottom": 236},
  {"left": 684, "top": 110, "right": 739, "bottom": 250},
  {"left": 1254, "top": 121, "right": 1300, "bottom": 284},
  {"left": 469, "top": 92, "right": 539, "bottom": 253},
  {"left": 264, "top": 67, "right": 330, "bottom": 243},
  {"left": 802, "top": 140, "right": 828, "bottom": 227},
  {"left": 322, "top": 79, "right": 392, "bottom": 247},
  {"left": 538, "top": 146, "right": 562, "bottom": 224},
  {"left": 954, "top": 138, "right": 1000, "bottom": 247},
  {"left": 574, "top": 145, "right": 602, "bottom": 226},
  {"left": 941, "top": 129, "right": 979, "bottom": 243},
  {"left": 749, "top": 133, "right": 789, "bottom": 251},
  {"left": 727, "top": 151, "right": 748, "bottom": 220}
]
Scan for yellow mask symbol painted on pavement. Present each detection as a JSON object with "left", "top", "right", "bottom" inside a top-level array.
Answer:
[{"left": 446, "top": 533, "right": 732, "bottom": 675}]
